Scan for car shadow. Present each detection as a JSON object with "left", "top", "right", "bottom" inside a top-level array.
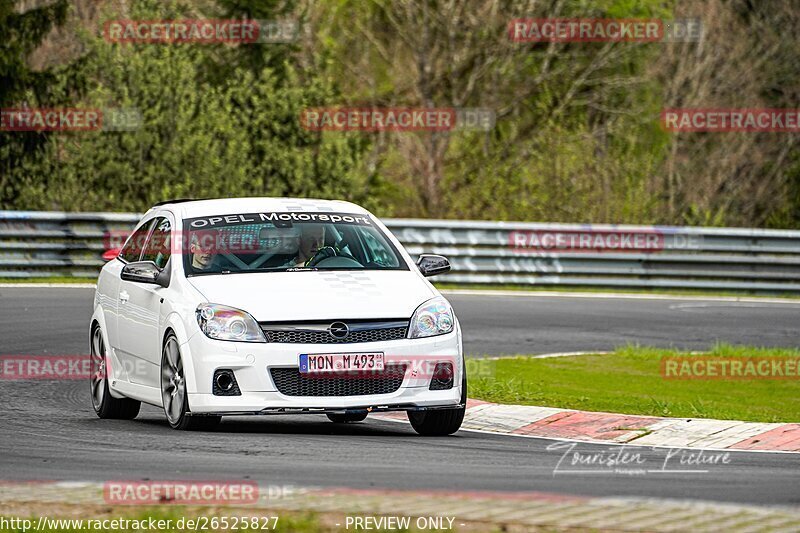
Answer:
[{"left": 129, "top": 413, "right": 421, "bottom": 437}]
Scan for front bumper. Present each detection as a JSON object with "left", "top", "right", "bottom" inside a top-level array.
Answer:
[{"left": 183, "top": 328, "right": 463, "bottom": 415}]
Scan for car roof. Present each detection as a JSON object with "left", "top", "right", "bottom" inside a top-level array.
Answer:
[{"left": 149, "top": 197, "right": 369, "bottom": 219}]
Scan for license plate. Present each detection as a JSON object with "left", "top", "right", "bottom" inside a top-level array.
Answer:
[{"left": 299, "top": 352, "right": 385, "bottom": 374}]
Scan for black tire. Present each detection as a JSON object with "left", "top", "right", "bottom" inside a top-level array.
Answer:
[
  {"left": 173, "top": 413, "right": 222, "bottom": 431},
  {"left": 90, "top": 325, "right": 140, "bottom": 420},
  {"left": 407, "top": 372, "right": 466, "bottom": 436},
  {"left": 161, "top": 333, "right": 221, "bottom": 431},
  {"left": 326, "top": 411, "right": 368, "bottom": 423}
]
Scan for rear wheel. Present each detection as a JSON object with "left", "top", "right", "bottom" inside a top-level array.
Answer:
[
  {"left": 90, "top": 326, "right": 140, "bottom": 420},
  {"left": 161, "top": 333, "right": 221, "bottom": 431},
  {"left": 326, "top": 411, "right": 368, "bottom": 423},
  {"left": 407, "top": 373, "right": 466, "bottom": 436}
]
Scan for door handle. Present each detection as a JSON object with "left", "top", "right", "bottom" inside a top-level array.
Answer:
[{"left": 119, "top": 290, "right": 130, "bottom": 303}]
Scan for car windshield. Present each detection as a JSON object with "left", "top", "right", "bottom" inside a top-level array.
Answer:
[{"left": 182, "top": 211, "right": 406, "bottom": 275}]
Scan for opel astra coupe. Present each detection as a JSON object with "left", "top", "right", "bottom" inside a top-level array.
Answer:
[{"left": 90, "top": 197, "right": 465, "bottom": 435}]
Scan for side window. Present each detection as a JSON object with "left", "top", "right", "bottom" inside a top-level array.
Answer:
[
  {"left": 141, "top": 217, "right": 172, "bottom": 269},
  {"left": 360, "top": 228, "right": 398, "bottom": 267},
  {"left": 119, "top": 219, "right": 156, "bottom": 263}
]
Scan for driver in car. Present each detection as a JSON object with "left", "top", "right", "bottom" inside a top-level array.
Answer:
[
  {"left": 190, "top": 234, "right": 216, "bottom": 271},
  {"left": 286, "top": 224, "right": 327, "bottom": 267}
]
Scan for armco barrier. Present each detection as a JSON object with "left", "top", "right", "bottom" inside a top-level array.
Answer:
[{"left": 1, "top": 211, "right": 800, "bottom": 293}]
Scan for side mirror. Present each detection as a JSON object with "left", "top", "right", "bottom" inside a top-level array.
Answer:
[
  {"left": 416, "top": 254, "right": 451, "bottom": 277},
  {"left": 121, "top": 261, "right": 169, "bottom": 287}
]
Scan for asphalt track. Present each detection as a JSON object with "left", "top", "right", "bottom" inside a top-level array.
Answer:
[{"left": 0, "top": 286, "right": 799, "bottom": 507}]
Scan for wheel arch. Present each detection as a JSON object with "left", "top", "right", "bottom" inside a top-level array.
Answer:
[
  {"left": 162, "top": 326, "right": 177, "bottom": 347},
  {"left": 161, "top": 312, "right": 200, "bottom": 396},
  {"left": 89, "top": 309, "right": 126, "bottom": 399}
]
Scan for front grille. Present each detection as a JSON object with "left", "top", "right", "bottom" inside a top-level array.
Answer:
[
  {"left": 270, "top": 364, "right": 407, "bottom": 396},
  {"left": 260, "top": 320, "right": 408, "bottom": 344}
]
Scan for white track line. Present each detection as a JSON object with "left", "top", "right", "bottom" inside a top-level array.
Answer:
[
  {"left": 3, "top": 284, "right": 800, "bottom": 305},
  {"left": 475, "top": 351, "right": 607, "bottom": 360},
  {"left": 443, "top": 288, "right": 800, "bottom": 305}
]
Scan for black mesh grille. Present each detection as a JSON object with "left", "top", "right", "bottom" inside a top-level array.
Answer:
[
  {"left": 270, "top": 364, "right": 407, "bottom": 396},
  {"left": 212, "top": 369, "right": 241, "bottom": 396},
  {"left": 260, "top": 322, "right": 408, "bottom": 344},
  {"left": 429, "top": 362, "right": 454, "bottom": 391}
]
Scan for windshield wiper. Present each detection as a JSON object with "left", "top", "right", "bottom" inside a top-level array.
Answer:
[{"left": 284, "top": 267, "right": 319, "bottom": 272}]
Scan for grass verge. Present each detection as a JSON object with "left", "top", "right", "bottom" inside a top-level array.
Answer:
[
  {"left": 467, "top": 345, "right": 800, "bottom": 423},
  {"left": 0, "top": 277, "right": 94, "bottom": 284}
]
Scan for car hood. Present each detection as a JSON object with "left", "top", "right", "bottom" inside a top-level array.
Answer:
[{"left": 187, "top": 270, "right": 437, "bottom": 322}]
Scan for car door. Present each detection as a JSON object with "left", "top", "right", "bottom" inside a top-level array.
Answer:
[
  {"left": 107, "top": 218, "right": 156, "bottom": 377},
  {"left": 117, "top": 215, "right": 172, "bottom": 388}
]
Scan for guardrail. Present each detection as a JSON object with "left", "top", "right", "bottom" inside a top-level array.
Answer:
[{"left": 2, "top": 211, "right": 800, "bottom": 293}]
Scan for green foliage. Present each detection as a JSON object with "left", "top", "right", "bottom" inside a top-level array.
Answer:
[
  {"left": 0, "top": 0, "right": 69, "bottom": 106},
  {"left": 1, "top": 0, "right": 798, "bottom": 230},
  {"left": 10, "top": 0, "right": 375, "bottom": 212},
  {"left": 0, "top": 0, "right": 68, "bottom": 209},
  {"left": 313, "top": 0, "right": 675, "bottom": 221}
]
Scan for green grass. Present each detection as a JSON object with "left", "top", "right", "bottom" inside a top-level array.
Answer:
[
  {"left": 468, "top": 345, "right": 800, "bottom": 423},
  {"left": 0, "top": 277, "right": 94, "bottom": 284}
]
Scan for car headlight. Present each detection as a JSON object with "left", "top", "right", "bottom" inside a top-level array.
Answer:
[
  {"left": 408, "top": 296, "right": 455, "bottom": 338},
  {"left": 196, "top": 303, "right": 265, "bottom": 343}
]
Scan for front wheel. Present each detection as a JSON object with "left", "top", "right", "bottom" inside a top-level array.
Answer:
[
  {"left": 90, "top": 326, "right": 140, "bottom": 420},
  {"left": 160, "top": 333, "right": 221, "bottom": 431},
  {"left": 407, "top": 373, "right": 466, "bottom": 436}
]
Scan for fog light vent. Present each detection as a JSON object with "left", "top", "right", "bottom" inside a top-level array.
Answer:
[
  {"left": 429, "top": 362, "right": 454, "bottom": 390},
  {"left": 213, "top": 369, "right": 241, "bottom": 396}
]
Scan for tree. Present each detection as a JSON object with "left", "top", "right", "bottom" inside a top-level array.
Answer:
[
  {"left": 655, "top": 0, "right": 800, "bottom": 227},
  {"left": 308, "top": 0, "right": 668, "bottom": 220},
  {"left": 0, "top": 0, "right": 68, "bottom": 209},
  {"left": 13, "top": 0, "right": 375, "bottom": 213}
]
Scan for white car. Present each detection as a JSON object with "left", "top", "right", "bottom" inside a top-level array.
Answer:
[{"left": 90, "top": 197, "right": 465, "bottom": 435}]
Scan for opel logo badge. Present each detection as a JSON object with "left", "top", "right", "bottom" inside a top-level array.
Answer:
[{"left": 328, "top": 321, "right": 349, "bottom": 339}]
